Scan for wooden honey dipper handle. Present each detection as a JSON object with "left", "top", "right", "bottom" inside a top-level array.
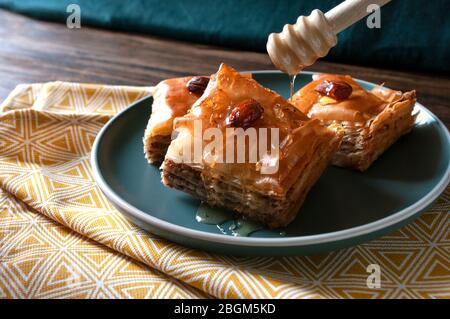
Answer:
[
  {"left": 267, "top": 0, "right": 393, "bottom": 75},
  {"left": 325, "top": 0, "right": 392, "bottom": 33}
]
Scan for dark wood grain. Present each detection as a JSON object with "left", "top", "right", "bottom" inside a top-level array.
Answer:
[{"left": 1, "top": 9, "right": 449, "bottom": 128}]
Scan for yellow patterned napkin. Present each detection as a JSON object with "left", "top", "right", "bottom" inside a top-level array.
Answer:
[{"left": 0, "top": 82, "right": 449, "bottom": 299}]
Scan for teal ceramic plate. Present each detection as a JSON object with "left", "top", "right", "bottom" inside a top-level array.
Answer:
[{"left": 91, "top": 71, "right": 450, "bottom": 256}]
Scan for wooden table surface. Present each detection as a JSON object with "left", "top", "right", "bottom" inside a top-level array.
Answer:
[{"left": 1, "top": 9, "right": 449, "bottom": 128}]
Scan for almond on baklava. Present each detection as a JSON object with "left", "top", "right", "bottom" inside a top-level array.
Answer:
[
  {"left": 291, "top": 74, "right": 416, "bottom": 171},
  {"left": 161, "top": 64, "right": 341, "bottom": 228}
]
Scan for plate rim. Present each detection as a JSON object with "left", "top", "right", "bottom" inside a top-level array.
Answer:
[{"left": 91, "top": 70, "right": 450, "bottom": 247}]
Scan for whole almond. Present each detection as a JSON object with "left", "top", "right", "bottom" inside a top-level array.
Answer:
[
  {"left": 226, "top": 99, "right": 264, "bottom": 129},
  {"left": 186, "top": 76, "right": 210, "bottom": 95},
  {"left": 314, "top": 80, "right": 352, "bottom": 100}
]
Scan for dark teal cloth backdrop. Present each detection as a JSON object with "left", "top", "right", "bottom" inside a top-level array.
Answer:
[{"left": 0, "top": 0, "right": 449, "bottom": 73}]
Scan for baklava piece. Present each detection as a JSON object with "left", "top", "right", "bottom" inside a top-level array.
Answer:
[
  {"left": 291, "top": 74, "right": 416, "bottom": 171},
  {"left": 143, "top": 76, "right": 208, "bottom": 163},
  {"left": 161, "top": 64, "right": 341, "bottom": 228}
]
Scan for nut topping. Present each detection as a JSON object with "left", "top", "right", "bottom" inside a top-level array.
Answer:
[
  {"left": 226, "top": 98, "right": 264, "bottom": 129},
  {"left": 314, "top": 80, "right": 352, "bottom": 100},
  {"left": 187, "top": 76, "right": 210, "bottom": 95}
]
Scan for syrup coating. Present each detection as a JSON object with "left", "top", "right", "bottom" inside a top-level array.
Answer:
[
  {"left": 166, "top": 64, "right": 339, "bottom": 195},
  {"left": 148, "top": 76, "right": 199, "bottom": 136},
  {"left": 291, "top": 74, "right": 400, "bottom": 122}
]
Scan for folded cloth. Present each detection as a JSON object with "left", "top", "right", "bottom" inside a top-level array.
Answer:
[
  {"left": 0, "top": 82, "right": 449, "bottom": 299},
  {"left": 0, "top": 189, "right": 208, "bottom": 299}
]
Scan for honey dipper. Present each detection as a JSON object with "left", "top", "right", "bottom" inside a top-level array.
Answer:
[{"left": 267, "top": 0, "right": 392, "bottom": 75}]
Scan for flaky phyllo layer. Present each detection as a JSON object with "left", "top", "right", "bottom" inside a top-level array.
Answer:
[
  {"left": 291, "top": 74, "right": 416, "bottom": 171},
  {"left": 164, "top": 63, "right": 340, "bottom": 196},
  {"left": 161, "top": 64, "right": 341, "bottom": 228},
  {"left": 144, "top": 73, "right": 253, "bottom": 164},
  {"left": 143, "top": 76, "right": 200, "bottom": 163}
]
